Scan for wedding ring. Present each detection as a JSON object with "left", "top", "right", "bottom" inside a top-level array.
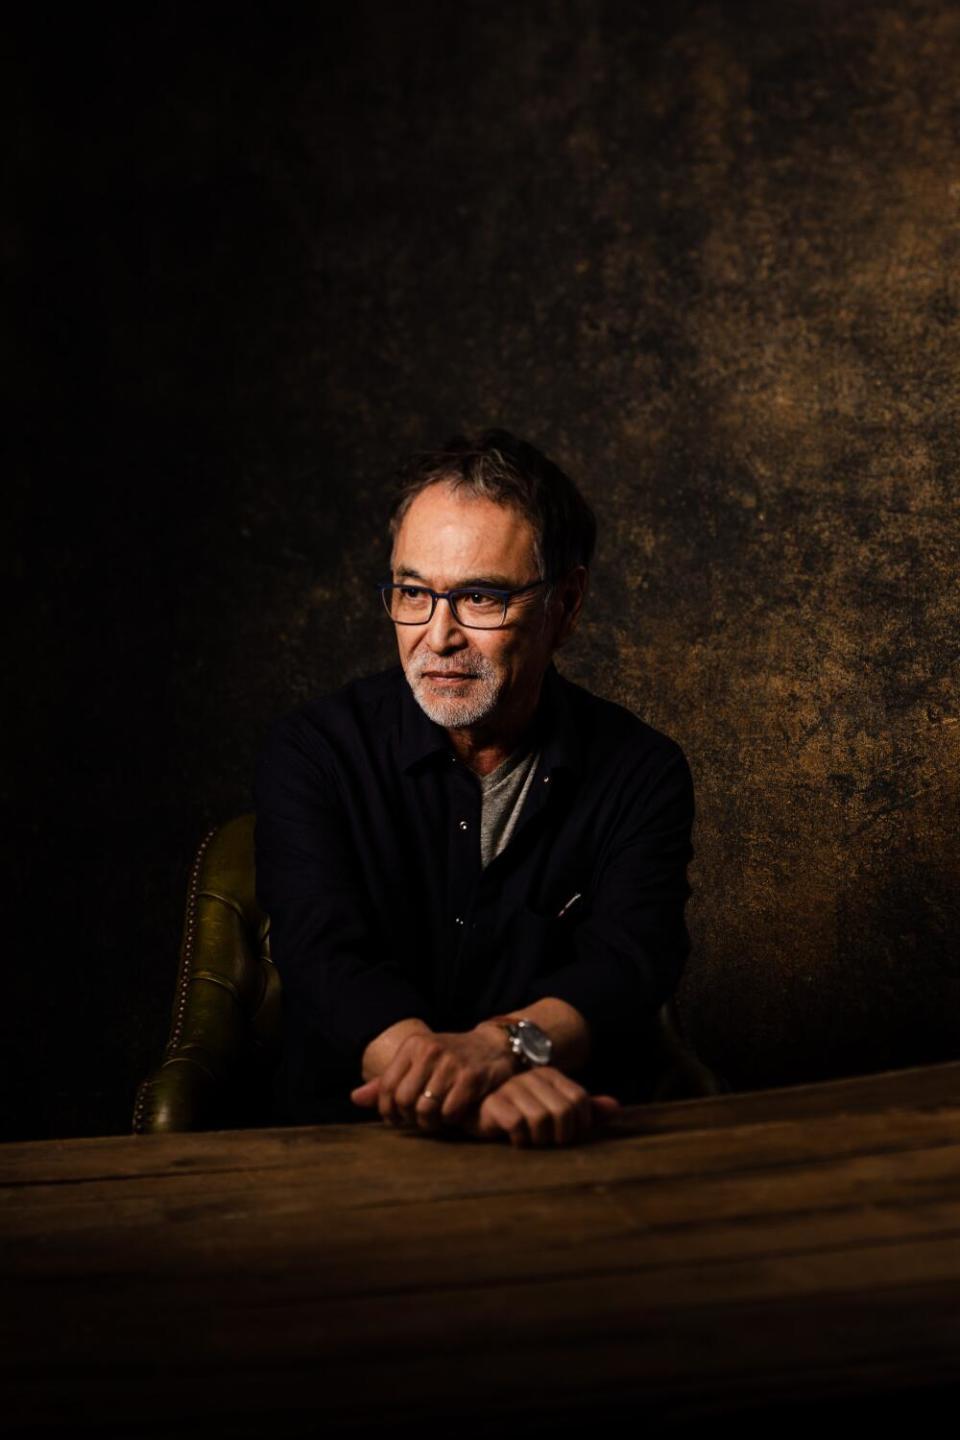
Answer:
[{"left": 422, "top": 1088, "right": 437, "bottom": 1101}]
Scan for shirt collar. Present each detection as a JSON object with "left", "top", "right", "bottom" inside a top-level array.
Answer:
[
  {"left": 396, "top": 662, "right": 583, "bottom": 778},
  {"left": 538, "top": 662, "right": 584, "bottom": 779}
]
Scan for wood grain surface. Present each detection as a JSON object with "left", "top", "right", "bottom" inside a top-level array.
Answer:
[{"left": 4, "top": 1062, "right": 960, "bottom": 1436}]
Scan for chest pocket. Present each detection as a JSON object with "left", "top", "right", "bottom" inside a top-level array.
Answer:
[
  {"left": 526, "top": 864, "right": 594, "bottom": 926},
  {"left": 510, "top": 888, "right": 588, "bottom": 981}
]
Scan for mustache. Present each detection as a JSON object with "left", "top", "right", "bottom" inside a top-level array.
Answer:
[
  {"left": 416, "top": 665, "right": 476, "bottom": 677},
  {"left": 410, "top": 655, "right": 492, "bottom": 679}
]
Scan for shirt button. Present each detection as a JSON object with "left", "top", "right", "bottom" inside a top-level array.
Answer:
[
  {"left": 543, "top": 776, "right": 551, "bottom": 785},
  {"left": 454, "top": 916, "right": 464, "bottom": 926},
  {"left": 459, "top": 820, "right": 468, "bottom": 831}
]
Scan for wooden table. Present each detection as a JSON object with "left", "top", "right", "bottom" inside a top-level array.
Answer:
[{"left": 4, "top": 1063, "right": 960, "bottom": 1436}]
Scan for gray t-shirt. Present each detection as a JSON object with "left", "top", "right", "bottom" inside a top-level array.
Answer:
[{"left": 478, "top": 746, "right": 540, "bottom": 869}]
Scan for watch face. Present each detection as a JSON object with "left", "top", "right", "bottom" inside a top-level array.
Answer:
[{"left": 517, "top": 1020, "right": 553, "bottom": 1066}]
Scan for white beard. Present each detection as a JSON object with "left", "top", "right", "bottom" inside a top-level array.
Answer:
[{"left": 404, "top": 651, "right": 506, "bottom": 729}]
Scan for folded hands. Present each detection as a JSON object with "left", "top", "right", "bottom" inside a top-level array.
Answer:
[{"left": 350, "top": 1027, "right": 618, "bottom": 1147}]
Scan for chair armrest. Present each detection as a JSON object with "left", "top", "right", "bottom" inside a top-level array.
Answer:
[
  {"left": 134, "top": 817, "right": 270, "bottom": 1134},
  {"left": 133, "top": 1054, "right": 220, "bottom": 1133}
]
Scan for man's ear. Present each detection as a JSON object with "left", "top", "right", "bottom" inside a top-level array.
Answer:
[{"left": 553, "top": 565, "right": 588, "bottom": 649}]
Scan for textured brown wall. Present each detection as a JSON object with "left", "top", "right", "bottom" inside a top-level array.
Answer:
[{"left": 6, "top": 0, "right": 959, "bottom": 1137}]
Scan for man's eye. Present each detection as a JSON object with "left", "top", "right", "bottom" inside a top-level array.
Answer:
[
  {"left": 461, "top": 590, "right": 499, "bottom": 607},
  {"left": 399, "top": 585, "right": 426, "bottom": 599}
]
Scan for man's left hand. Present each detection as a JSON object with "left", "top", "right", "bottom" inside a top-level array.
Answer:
[{"left": 350, "top": 1028, "right": 515, "bottom": 1130}]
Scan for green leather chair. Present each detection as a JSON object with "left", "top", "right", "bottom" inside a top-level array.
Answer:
[
  {"left": 134, "top": 815, "right": 722, "bottom": 1133},
  {"left": 133, "top": 815, "right": 281, "bottom": 1134}
]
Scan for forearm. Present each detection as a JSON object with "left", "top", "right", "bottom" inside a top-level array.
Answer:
[
  {"left": 362, "top": 996, "right": 590, "bottom": 1082},
  {"left": 475, "top": 996, "right": 591, "bottom": 1075}
]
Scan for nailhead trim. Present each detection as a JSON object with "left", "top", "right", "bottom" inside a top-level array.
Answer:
[
  {"left": 132, "top": 825, "right": 218, "bottom": 1134},
  {"left": 167, "top": 827, "right": 218, "bottom": 1056},
  {"left": 132, "top": 825, "right": 220, "bottom": 1134}
]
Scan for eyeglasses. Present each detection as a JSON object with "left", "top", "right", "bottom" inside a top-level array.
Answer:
[{"left": 377, "top": 579, "right": 548, "bottom": 629}]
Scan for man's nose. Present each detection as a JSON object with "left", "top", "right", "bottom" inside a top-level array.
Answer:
[{"left": 424, "top": 596, "right": 466, "bottom": 651}]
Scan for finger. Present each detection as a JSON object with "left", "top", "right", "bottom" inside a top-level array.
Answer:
[
  {"left": 478, "top": 1091, "right": 529, "bottom": 1147},
  {"left": 546, "top": 1077, "right": 601, "bottom": 1140},
  {"left": 392, "top": 1045, "right": 443, "bottom": 1124},
  {"left": 469, "top": 1092, "right": 501, "bottom": 1142},
  {"left": 413, "top": 1090, "right": 444, "bottom": 1132},
  {"left": 526, "top": 1077, "right": 592, "bottom": 1140},
  {"left": 504, "top": 1078, "right": 554, "bottom": 1147},
  {"left": 378, "top": 1040, "right": 426, "bottom": 1123},
  {"left": 538, "top": 1071, "right": 593, "bottom": 1145},
  {"left": 441, "top": 1064, "right": 488, "bottom": 1125},
  {"left": 391, "top": 1047, "right": 435, "bottom": 1113},
  {"left": 414, "top": 1055, "right": 459, "bottom": 1132},
  {"left": 350, "top": 1078, "right": 380, "bottom": 1108},
  {"left": 519, "top": 1070, "right": 577, "bottom": 1146}
]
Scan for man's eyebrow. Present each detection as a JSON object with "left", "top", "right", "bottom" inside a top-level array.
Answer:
[
  {"left": 455, "top": 575, "right": 515, "bottom": 589},
  {"left": 392, "top": 566, "right": 517, "bottom": 589}
]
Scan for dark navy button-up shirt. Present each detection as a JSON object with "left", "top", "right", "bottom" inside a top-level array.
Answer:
[{"left": 254, "top": 663, "right": 694, "bottom": 1120}]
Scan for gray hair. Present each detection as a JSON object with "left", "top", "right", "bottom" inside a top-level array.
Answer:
[{"left": 388, "top": 429, "right": 596, "bottom": 580}]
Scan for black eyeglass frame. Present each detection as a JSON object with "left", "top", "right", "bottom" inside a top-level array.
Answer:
[{"left": 376, "top": 578, "right": 548, "bottom": 629}]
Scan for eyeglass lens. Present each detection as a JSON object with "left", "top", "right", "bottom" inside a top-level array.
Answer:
[{"left": 382, "top": 586, "right": 507, "bottom": 628}]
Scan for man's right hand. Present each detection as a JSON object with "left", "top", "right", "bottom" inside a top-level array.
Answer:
[
  {"left": 351, "top": 1028, "right": 516, "bottom": 1130},
  {"left": 468, "top": 1067, "right": 619, "bottom": 1147}
]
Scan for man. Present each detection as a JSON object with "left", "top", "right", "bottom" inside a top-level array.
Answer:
[{"left": 254, "top": 430, "right": 694, "bottom": 1146}]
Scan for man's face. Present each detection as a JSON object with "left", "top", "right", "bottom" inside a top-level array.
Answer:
[{"left": 390, "top": 482, "right": 561, "bottom": 735}]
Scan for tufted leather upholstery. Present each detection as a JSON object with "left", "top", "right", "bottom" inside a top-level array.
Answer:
[
  {"left": 134, "top": 814, "right": 723, "bottom": 1133},
  {"left": 133, "top": 814, "right": 280, "bottom": 1134}
]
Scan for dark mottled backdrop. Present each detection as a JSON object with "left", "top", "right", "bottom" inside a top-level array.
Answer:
[{"left": 6, "top": 0, "right": 959, "bottom": 1141}]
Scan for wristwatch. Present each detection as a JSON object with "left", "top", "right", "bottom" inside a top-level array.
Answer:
[{"left": 488, "top": 1016, "right": 553, "bottom": 1069}]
